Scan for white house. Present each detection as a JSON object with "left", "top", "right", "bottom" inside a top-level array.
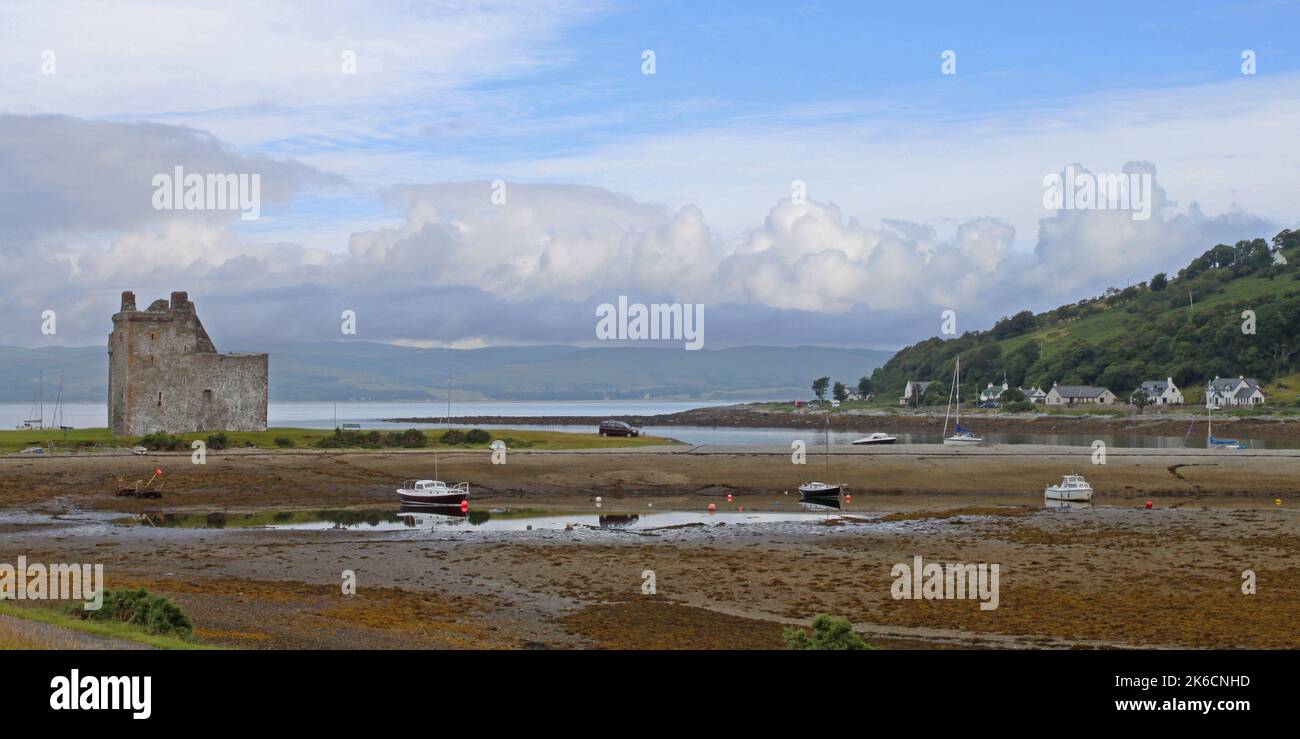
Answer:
[
  {"left": 1206, "top": 376, "right": 1266, "bottom": 406},
  {"left": 1133, "top": 377, "right": 1184, "bottom": 406},
  {"left": 979, "top": 377, "right": 1009, "bottom": 403},
  {"left": 1044, "top": 383, "right": 1119, "bottom": 406},
  {"left": 1020, "top": 386, "right": 1047, "bottom": 404},
  {"left": 899, "top": 380, "right": 935, "bottom": 406}
]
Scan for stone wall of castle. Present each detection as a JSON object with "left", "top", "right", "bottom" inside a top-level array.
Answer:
[{"left": 108, "top": 291, "right": 268, "bottom": 435}]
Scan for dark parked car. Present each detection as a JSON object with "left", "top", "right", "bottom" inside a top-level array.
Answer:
[{"left": 598, "top": 420, "right": 640, "bottom": 437}]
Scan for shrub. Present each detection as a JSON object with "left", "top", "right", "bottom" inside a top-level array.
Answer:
[
  {"left": 464, "top": 428, "right": 490, "bottom": 444},
  {"left": 273, "top": 436, "right": 294, "bottom": 448},
  {"left": 205, "top": 432, "right": 229, "bottom": 451},
  {"left": 439, "top": 429, "right": 466, "bottom": 445},
  {"left": 399, "top": 429, "right": 427, "bottom": 448},
  {"left": 1003, "top": 400, "right": 1035, "bottom": 413},
  {"left": 783, "top": 614, "right": 875, "bottom": 650},
  {"left": 139, "top": 432, "right": 185, "bottom": 451},
  {"left": 77, "top": 588, "right": 193, "bottom": 639}
]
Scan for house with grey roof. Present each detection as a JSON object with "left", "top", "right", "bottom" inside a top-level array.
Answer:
[
  {"left": 1044, "top": 383, "right": 1118, "bottom": 406},
  {"left": 1206, "top": 376, "right": 1266, "bottom": 407},
  {"left": 1020, "top": 386, "right": 1048, "bottom": 404},
  {"left": 1133, "top": 377, "right": 1184, "bottom": 406}
]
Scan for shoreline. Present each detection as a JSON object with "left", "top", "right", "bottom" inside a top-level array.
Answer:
[{"left": 388, "top": 403, "right": 1300, "bottom": 441}]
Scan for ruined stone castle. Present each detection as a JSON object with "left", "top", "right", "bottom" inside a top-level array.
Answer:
[{"left": 108, "top": 291, "right": 268, "bottom": 435}]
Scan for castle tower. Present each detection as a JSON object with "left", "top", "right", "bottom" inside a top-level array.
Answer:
[{"left": 108, "top": 291, "right": 268, "bottom": 435}]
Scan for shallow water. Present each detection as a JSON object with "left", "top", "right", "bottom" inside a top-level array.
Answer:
[{"left": 124, "top": 508, "right": 855, "bottom": 532}]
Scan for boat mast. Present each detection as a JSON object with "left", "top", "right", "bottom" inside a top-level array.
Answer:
[
  {"left": 954, "top": 358, "right": 960, "bottom": 428},
  {"left": 942, "top": 361, "right": 954, "bottom": 438},
  {"left": 1206, "top": 384, "right": 1212, "bottom": 448}
]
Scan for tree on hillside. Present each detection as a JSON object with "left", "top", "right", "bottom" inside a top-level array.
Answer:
[
  {"left": 1150, "top": 272, "right": 1168, "bottom": 292},
  {"left": 812, "top": 376, "right": 830, "bottom": 403},
  {"left": 857, "top": 376, "right": 873, "bottom": 399},
  {"left": 991, "top": 310, "right": 1036, "bottom": 339},
  {"left": 920, "top": 381, "right": 949, "bottom": 406}
]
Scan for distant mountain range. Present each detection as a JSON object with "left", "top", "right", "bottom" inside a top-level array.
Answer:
[{"left": 0, "top": 342, "right": 893, "bottom": 403}]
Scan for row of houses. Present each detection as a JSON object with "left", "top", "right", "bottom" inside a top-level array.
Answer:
[{"left": 900, "top": 375, "right": 1267, "bottom": 407}]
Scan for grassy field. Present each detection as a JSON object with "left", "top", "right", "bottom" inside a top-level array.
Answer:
[
  {"left": 0, "top": 426, "right": 678, "bottom": 454},
  {"left": 0, "top": 601, "right": 213, "bottom": 650}
]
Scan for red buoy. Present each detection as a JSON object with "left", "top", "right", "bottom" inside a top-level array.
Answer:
[
  {"left": 1145, "top": 500, "right": 1153, "bottom": 509},
  {"left": 707, "top": 503, "right": 717, "bottom": 513},
  {"left": 461, "top": 499, "right": 470, "bottom": 513},
  {"left": 726, "top": 494, "right": 733, "bottom": 503}
]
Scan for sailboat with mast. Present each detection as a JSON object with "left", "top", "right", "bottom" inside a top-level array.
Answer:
[
  {"left": 799, "top": 419, "right": 843, "bottom": 509},
  {"left": 16, "top": 370, "right": 45, "bottom": 430},
  {"left": 395, "top": 373, "right": 472, "bottom": 507},
  {"left": 943, "top": 357, "right": 982, "bottom": 445},
  {"left": 1205, "top": 386, "right": 1247, "bottom": 449}
]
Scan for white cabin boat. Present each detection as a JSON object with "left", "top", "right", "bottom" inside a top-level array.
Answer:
[
  {"left": 397, "top": 479, "right": 470, "bottom": 507},
  {"left": 851, "top": 432, "right": 897, "bottom": 445},
  {"left": 1044, "top": 474, "right": 1093, "bottom": 502}
]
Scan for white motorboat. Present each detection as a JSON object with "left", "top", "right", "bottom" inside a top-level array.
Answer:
[
  {"left": 1044, "top": 474, "right": 1093, "bottom": 502},
  {"left": 397, "top": 479, "right": 469, "bottom": 507},
  {"left": 851, "top": 432, "right": 897, "bottom": 445},
  {"left": 943, "top": 357, "right": 983, "bottom": 445}
]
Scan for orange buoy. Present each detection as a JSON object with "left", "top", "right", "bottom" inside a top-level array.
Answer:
[{"left": 707, "top": 503, "right": 717, "bottom": 512}]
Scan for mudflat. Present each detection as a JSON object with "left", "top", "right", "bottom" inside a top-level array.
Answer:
[{"left": 2, "top": 444, "right": 1296, "bottom": 649}]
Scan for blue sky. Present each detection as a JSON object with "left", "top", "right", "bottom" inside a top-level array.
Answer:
[{"left": 0, "top": 0, "right": 1297, "bottom": 348}]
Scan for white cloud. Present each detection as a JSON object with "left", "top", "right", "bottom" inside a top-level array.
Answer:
[{"left": 0, "top": 114, "right": 1280, "bottom": 349}]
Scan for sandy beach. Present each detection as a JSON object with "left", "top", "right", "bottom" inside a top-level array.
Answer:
[{"left": 2, "top": 443, "right": 1297, "bottom": 649}]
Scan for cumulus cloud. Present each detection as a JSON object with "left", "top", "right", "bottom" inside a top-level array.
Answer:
[{"left": 0, "top": 115, "right": 1279, "bottom": 349}]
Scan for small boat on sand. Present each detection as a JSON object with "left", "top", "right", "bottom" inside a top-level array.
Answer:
[
  {"left": 851, "top": 432, "right": 897, "bottom": 445},
  {"left": 397, "top": 479, "right": 469, "bottom": 507},
  {"left": 799, "top": 421, "right": 843, "bottom": 509},
  {"left": 1044, "top": 474, "right": 1093, "bottom": 502}
]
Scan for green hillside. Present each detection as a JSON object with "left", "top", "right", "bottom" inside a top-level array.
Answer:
[{"left": 870, "top": 229, "right": 1300, "bottom": 403}]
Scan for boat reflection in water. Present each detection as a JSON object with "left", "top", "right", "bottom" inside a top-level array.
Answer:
[
  {"left": 598, "top": 514, "right": 640, "bottom": 529},
  {"left": 1044, "top": 498, "right": 1093, "bottom": 510},
  {"left": 397, "top": 504, "right": 471, "bottom": 530}
]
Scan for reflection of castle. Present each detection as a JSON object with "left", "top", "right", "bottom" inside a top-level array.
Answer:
[{"left": 108, "top": 291, "right": 268, "bottom": 435}]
